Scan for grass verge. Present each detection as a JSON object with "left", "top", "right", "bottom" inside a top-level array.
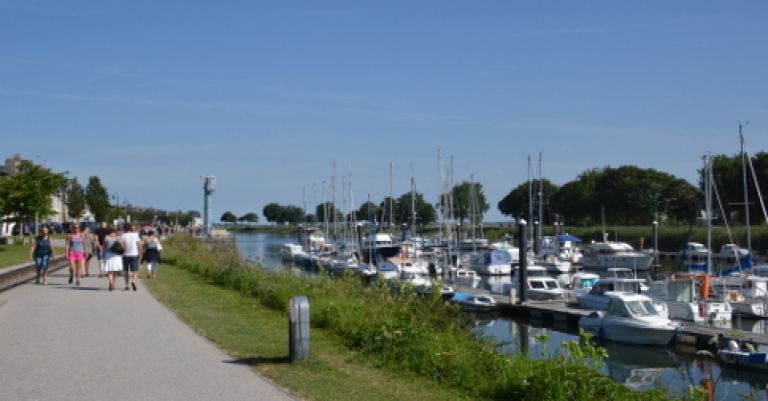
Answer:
[
  {"left": 145, "top": 234, "right": 703, "bottom": 401},
  {"left": 145, "top": 261, "right": 477, "bottom": 401}
]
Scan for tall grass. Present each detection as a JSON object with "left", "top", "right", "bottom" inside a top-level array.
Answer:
[{"left": 162, "top": 234, "right": 702, "bottom": 401}]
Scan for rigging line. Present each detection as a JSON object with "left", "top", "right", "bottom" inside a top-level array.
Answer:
[
  {"left": 712, "top": 171, "right": 735, "bottom": 245},
  {"left": 745, "top": 149, "right": 768, "bottom": 222}
]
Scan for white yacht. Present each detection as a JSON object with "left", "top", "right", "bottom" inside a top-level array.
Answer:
[
  {"left": 469, "top": 248, "right": 513, "bottom": 276},
  {"left": 579, "top": 293, "right": 679, "bottom": 345},
  {"left": 729, "top": 276, "right": 768, "bottom": 318},
  {"left": 280, "top": 243, "right": 306, "bottom": 262},
  {"left": 526, "top": 276, "right": 564, "bottom": 300},
  {"left": 581, "top": 241, "right": 654, "bottom": 271},
  {"left": 578, "top": 277, "right": 667, "bottom": 317},
  {"left": 679, "top": 242, "right": 709, "bottom": 273},
  {"left": 539, "top": 234, "right": 583, "bottom": 264},
  {"left": 647, "top": 273, "right": 731, "bottom": 324}
]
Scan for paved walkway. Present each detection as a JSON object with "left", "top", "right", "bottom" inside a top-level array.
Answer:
[{"left": 0, "top": 266, "right": 299, "bottom": 401}]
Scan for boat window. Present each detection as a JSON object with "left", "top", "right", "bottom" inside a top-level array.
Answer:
[
  {"left": 530, "top": 281, "right": 546, "bottom": 289},
  {"left": 607, "top": 300, "right": 630, "bottom": 317},
  {"left": 581, "top": 278, "right": 598, "bottom": 288},
  {"left": 625, "top": 300, "right": 658, "bottom": 317},
  {"left": 545, "top": 280, "right": 559, "bottom": 289}
]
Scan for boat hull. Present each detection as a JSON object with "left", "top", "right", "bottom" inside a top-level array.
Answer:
[{"left": 579, "top": 315, "right": 677, "bottom": 345}]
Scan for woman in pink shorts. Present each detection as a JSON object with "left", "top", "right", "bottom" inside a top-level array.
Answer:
[{"left": 65, "top": 224, "right": 86, "bottom": 286}]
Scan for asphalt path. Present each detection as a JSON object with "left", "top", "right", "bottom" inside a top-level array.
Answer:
[{"left": 0, "top": 266, "right": 299, "bottom": 401}]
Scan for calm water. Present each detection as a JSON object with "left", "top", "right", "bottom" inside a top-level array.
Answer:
[{"left": 234, "top": 232, "right": 768, "bottom": 400}]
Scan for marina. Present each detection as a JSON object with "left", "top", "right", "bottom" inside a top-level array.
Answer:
[{"left": 234, "top": 231, "right": 768, "bottom": 400}]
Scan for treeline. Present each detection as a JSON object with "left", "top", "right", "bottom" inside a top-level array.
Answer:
[
  {"left": 497, "top": 151, "right": 768, "bottom": 227},
  {"left": 260, "top": 181, "right": 491, "bottom": 228}
]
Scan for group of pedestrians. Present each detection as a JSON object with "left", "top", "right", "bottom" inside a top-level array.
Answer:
[{"left": 29, "top": 222, "right": 163, "bottom": 291}]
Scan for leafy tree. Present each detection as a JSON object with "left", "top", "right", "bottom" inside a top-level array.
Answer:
[
  {"left": 220, "top": 211, "right": 237, "bottom": 224},
  {"left": 442, "top": 181, "right": 489, "bottom": 224},
  {"left": 711, "top": 151, "right": 768, "bottom": 225},
  {"left": 554, "top": 170, "right": 601, "bottom": 226},
  {"left": 66, "top": 178, "right": 86, "bottom": 220},
  {"left": 357, "top": 201, "right": 380, "bottom": 224},
  {"left": 0, "top": 159, "right": 67, "bottom": 234},
  {"left": 378, "top": 196, "right": 398, "bottom": 227},
  {"left": 315, "top": 202, "right": 342, "bottom": 223},
  {"left": 498, "top": 178, "right": 560, "bottom": 223},
  {"left": 396, "top": 191, "right": 437, "bottom": 226},
  {"left": 238, "top": 212, "right": 259, "bottom": 224},
  {"left": 85, "top": 176, "right": 110, "bottom": 222},
  {"left": 263, "top": 203, "right": 283, "bottom": 224},
  {"left": 280, "top": 205, "right": 305, "bottom": 225}
]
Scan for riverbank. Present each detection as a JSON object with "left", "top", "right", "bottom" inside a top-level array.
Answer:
[{"left": 149, "top": 234, "right": 702, "bottom": 401}]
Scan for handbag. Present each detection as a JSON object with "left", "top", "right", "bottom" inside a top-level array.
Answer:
[{"left": 110, "top": 240, "right": 125, "bottom": 255}]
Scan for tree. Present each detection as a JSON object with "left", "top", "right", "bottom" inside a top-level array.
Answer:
[
  {"left": 396, "top": 191, "right": 437, "bottom": 226},
  {"left": 357, "top": 201, "right": 380, "bottom": 224},
  {"left": 315, "top": 202, "right": 342, "bottom": 223},
  {"left": 0, "top": 159, "right": 67, "bottom": 234},
  {"left": 280, "top": 205, "right": 305, "bottom": 225},
  {"left": 220, "top": 211, "right": 237, "bottom": 224},
  {"left": 263, "top": 203, "right": 283, "bottom": 224},
  {"left": 498, "top": 178, "right": 560, "bottom": 223},
  {"left": 238, "top": 212, "right": 259, "bottom": 224},
  {"left": 442, "top": 181, "right": 489, "bottom": 223},
  {"left": 85, "top": 176, "right": 110, "bottom": 222},
  {"left": 66, "top": 178, "right": 86, "bottom": 220}
]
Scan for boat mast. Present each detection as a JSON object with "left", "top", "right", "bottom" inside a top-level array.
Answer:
[
  {"left": 705, "top": 155, "right": 713, "bottom": 274},
  {"left": 538, "top": 152, "right": 544, "bottom": 252},
  {"left": 740, "top": 123, "right": 751, "bottom": 252},
  {"left": 389, "top": 161, "right": 394, "bottom": 230}
]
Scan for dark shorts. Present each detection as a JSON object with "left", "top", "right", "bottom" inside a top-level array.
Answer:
[{"left": 122, "top": 256, "right": 140, "bottom": 272}]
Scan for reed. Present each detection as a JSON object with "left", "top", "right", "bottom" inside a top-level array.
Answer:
[{"left": 159, "top": 234, "right": 702, "bottom": 401}]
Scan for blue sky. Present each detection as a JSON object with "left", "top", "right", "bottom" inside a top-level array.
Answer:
[{"left": 2, "top": 1, "right": 767, "bottom": 222}]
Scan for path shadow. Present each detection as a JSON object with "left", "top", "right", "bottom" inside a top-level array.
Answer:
[
  {"left": 224, "top": 356, "right": 291, "bottom": 366},
  {"left": 52, "top": 285, "right": 106, "bottom": 292}
]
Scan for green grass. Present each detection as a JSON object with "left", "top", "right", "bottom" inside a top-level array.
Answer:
[
  {"left": 0, "top": 242, "right": 31, "bottom": 267},
  {"left": 144, "top": 262, "right": 478, "bottom": 401},
  {"left": 143, "top": 234, "right": 703, "bottom": 401}
]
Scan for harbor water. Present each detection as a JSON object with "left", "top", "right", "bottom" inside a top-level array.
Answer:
[{"left": 233, "top": 232, "right": 768, "bottom": 400}]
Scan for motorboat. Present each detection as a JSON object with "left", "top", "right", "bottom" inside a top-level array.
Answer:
[
  {"left": 454, "top": 268, "right": 481, "bottom": 288},
  {"left": 526, "top": 276, "right": 564, "bottom": 300},
  {"left": 718, "top": 244, "right": 750, "bottom": 275},
  {"left": 578, "top": 276, "right": 667, "bottom": 317},
  {"left": 533, "top": 257, "right": 573, "bottom": 273},
  {"left": 359, "top": 233, "right": 401, "bottom": 265},
  {"left": 679, "top": 242, "right": 710, "bottom": 273},
  {"left": 451, "top": 291, "right": 496, "bottom": 312},
  {"left": 379, "top": 256, "right": 435, "bottom": 276},
  {"left": 647, "top": 273, "right": 731, "bottom": 324},
  {"left": 578, "top": 293, "right": 679, "bottom": 345},
  {"left": 581, "top": 241, "right": 654, "bottom": 271},
  {"left": 561, "top": 272, "right": 600, "bottom": 304},
  {"left": 539, "top": 233, "right": 583, "bottom": 264},
  {"left": 716, "top": 335, "right": 768, "bottom": 371},
  {"left": 729, "top": 276, "right": 768, "bottom": 318},
  {"left": 280, "top": 243, "right": 306, "bottom": 262},
  {"left": 469, "top": 248, "right": 513, "bottom": 276}
]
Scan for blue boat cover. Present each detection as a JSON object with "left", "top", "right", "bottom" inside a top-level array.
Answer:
[{"left": 556, "top": 233, "right": 582, "bottom": 242}]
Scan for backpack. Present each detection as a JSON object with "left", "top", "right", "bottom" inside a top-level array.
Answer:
[{"left": 110, "top": 240, "right": 125, "bottom": 255}]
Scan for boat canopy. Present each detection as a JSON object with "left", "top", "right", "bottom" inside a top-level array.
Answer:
[{"left": 557, "top": 233, "right": 582, "bottom": 242}]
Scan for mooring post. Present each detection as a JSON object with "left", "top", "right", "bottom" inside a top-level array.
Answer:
[
  {"left": 289, "top": 295, "right": 310, "bottom": 362},
  {"left": 518, "top": 219, "right": 528, "bottom": 303}
]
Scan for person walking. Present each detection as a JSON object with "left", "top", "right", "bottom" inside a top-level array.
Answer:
[
  {"left": 120, "top": 223, "right": 142, "bottom": 291},
  {"left": 81, "top": 224, "right": 96, "bottom": 277},
  {"left": 94, "top": 222, "right": 108, "bottom": 277},
  {"left": 29, "top": 226, "right": 55, "bottom": 284},
  {"left": 142, "top": 231, "right": 162, "bottom": 278},
  {"left": 65, "top": 223, "right": 86, "bottom": 286},
  {"left": 102, "top": 228, "right": 124, "bottom": 292}
]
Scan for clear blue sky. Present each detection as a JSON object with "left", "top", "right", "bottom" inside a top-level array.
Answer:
[{"left": 2, "top": 1, "right": 767, "bottom": 222}]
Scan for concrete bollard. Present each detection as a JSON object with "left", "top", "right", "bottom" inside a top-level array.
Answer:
[{"left": 289, "top": 295, "right": 310, "bottom": 362}]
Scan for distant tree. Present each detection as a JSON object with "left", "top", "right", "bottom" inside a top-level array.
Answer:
[
  {"left": 357, "top": 201, "right": 380, "bottom": 224},
  {"left": 441, "top": 181, "right": 489, "bottom": 224},
  {"left": 498, "top": 178, "right": 560, "bottom": 223},
  {"left": 315, "top": 202, "right": 342, "bottom": 223},
  {"left": 396, "top": 191, "right": 437, "bottom": 226},
  {"left": 238, "top": 212, "right": 259, "bottom": 224},
  {"left": 0, "top": 159, "right": 67, "bottom": 235},
  {"left": 263, "top": 203, "right": 283, "bottom": 224},
  {"left": 66, "top": 178, "right": 87, "bottom": 221},
  {"left": 85, "top": 176, "right": 110, "bottom": 222},
  {"left": 378, "top": 196, "right": 398, "bottom": 227},
  {"left": 711, "top": 151, "right": 768, "bottom": 225},
  {"left": 280, "top": 205, "right": 305, "bottom": 225},
  {"left": 220, "top": 211, "right": 237, "bottom": 224}
]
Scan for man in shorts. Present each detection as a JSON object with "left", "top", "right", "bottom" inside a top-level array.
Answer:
[
  {"left": 120, "top": 223, "right": 142, "bottom": 291},
  {"left": 94, "top": 222, "right": 108, "bottom": 277}
]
